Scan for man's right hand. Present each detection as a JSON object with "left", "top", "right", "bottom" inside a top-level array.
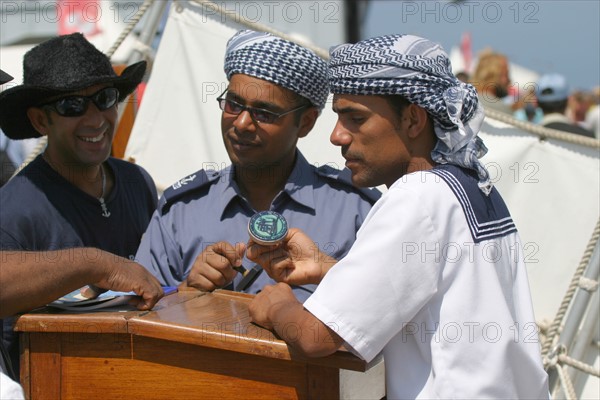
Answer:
[
  {"left": 246, "top": 228, "right": 336, "bottom": 285},
  {"left": 93, "top": 257, "right": 164, "bottom": 311},
  {"left": 180, "top": 241, "right": 246, "bottom": 291}
]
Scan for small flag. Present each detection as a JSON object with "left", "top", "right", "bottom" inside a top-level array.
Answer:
[{"left": 460, "top": 32, "right": 472, "bottom": 74}]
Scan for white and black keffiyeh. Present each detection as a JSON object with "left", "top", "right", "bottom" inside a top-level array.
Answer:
[
  {"left": 329, "top": 34, "right": 492, "bottom": 194},
  {"left": 224, "top": 30, "right": 328, "bottom": 110}
]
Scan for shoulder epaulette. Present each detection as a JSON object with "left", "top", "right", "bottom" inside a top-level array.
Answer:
[
  {"left": 160, "top": 170, "right": 219, "bottom": 212},
  {"left": 314, "top": 163, "right": 343, "bottom": 180},
  {"left": 315, "top": 164, "right": 382, "bottom": 203}
]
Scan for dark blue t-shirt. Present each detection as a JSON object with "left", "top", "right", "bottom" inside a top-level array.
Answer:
[
  {"left": 0, "top": 154, "right": 158, "bottom": 378},
  {"left": 0, "top": 155, "right": 157, "bottom": 256}
]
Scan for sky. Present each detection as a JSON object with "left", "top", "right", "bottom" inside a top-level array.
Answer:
[
  {"left": 363, "top": 0, "right": 600, "bottom": 91},
  {"left": 0, "top": 0, "right": 597, "bottom": 91}
]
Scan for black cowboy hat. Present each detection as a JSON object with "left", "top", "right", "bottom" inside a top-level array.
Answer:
[
  {"left": 0, "top": 69, "right": 13, "bottom": 85},
  {"left": 0, "top": 33, "right": 146, "bottom": 140}
]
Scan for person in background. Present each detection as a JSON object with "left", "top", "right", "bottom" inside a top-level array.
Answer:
[
  {"left": 584, "top": 86, "right": 600, "bottom": 138},
  {"left": 471, "top": 50, "right": 513, "bottom": 114},
  {"left": 512, "top": 86, "right": 543, "bottom": 124},
  {"left": 247, "top": 34, "right": 549, "bottom": 399},
  {"left": 567, "top": 90, "right": 592, "bottom": 128},
  {"left": 536, "top": 73, "right": 594, "bottom": 137},
  {"left": 0, "top": 33, "right": 158, "bottom": 377},
  {"left": 135, "top": 30, "right": 380, "bottom": 300},
  {"left": 455, "top": 71, "right": 470, "bottom": 83}
]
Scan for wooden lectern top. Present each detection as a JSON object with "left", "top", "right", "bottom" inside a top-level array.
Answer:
[{"left": 16, "top": 290, "right": 369, "bottom": 372}]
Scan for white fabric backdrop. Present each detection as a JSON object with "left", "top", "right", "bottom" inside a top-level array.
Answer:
[{"left": 125, "top": 1, "right": 600, "bottom": 324}]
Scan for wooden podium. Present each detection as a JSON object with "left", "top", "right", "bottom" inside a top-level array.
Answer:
[{"left": 16, "top": 290, "right": 383, "bottom": 399}]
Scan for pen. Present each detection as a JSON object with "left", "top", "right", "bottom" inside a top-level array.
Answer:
[
  {"left": 233, "top": 265, "right": 250, "bottom": 277},
  {"left": 235, "top": 265, "right": 263, "bottom": 292}
]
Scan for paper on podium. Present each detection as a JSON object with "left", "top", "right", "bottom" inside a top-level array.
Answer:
[{"left": 48, "top": 286, "right": 177, "bottom": 311}]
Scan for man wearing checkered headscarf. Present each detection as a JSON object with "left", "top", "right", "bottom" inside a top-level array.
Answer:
[
  {"left": 224, "top": 30, "right": 329, "bottom": 110},
  {"left": 133, "top": 30, "right": 380, "bottom": 301},
  {"left": 329, "top": 34, "right": 491, "bottom": 194},
  {"left": 248, "top": 34, "right": 549, "bottom": 400}
]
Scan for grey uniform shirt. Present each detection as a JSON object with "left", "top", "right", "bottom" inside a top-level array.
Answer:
[{"left": 135, "top": 151, "right": 380, "bottom": 301}]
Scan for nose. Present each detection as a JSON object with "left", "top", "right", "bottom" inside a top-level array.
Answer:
[
  {"left": 330, "top": 120, "right": 352, "bottom": 147},
  {"left": 232, "top": 109, "right": 255, "bottom": 132},
  {"left": 83, "top": 102, "right": 108, "bottom": 129}
]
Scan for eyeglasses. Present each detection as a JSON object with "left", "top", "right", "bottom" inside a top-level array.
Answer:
[
  {"left": 41, "top": 87, "right": 119, "bottom": 117},
  {"left": 216, "top": 90, "right": 309, "bottom": 124}
]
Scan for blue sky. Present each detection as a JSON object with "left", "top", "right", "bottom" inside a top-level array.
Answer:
[{"left": 364, "top": 0, "right": 600, "bottom": 90}]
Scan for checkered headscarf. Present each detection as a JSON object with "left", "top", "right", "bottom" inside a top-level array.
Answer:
[
  {"left": 224, "top": 30, "right": 328, "bottom": 110},
  {"left": 329, "top": 34, "right": 492, "bottom": 194}
]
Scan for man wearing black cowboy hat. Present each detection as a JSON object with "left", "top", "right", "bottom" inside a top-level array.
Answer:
[{"left": 0, "top": 33, "right": 158, "bottom": 376}]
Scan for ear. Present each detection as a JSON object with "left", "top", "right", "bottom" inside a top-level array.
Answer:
[
  {"left": 26, "top": 107, "right": 51, "bottom": 136},
  {"left": 297, "top": 107, "right": 319, "bottom": 139},
  {"left": 404, "top": 104, "right": 430, "bottom": 139}
]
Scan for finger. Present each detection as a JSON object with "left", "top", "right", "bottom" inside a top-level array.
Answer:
[
  {"left": 133, "top": 292, "right": 161, "bottom": 310},
  {"left": 248, "top": 293, "right": 272, "bottom": 329},
  {"left": 80, "top": 286, "right": 99, "bottom": 299},
  {"left": 178, "top": 281, "right": 201, "bottom": 292},
  {"left": 131, "top": 281, "right": 163, "bottom": 310},
  {"left": 246, "top": 242, "right": 285, "bottom": 266},
  {"left": 140, "top": 290, "right": 163, "bottom": 310},
  {"left": 236, "top": 242, "right": 247, "bottom": 261},
  {"left": 188, "top": 248, "right": 237, "bottom": 289},
  {"left": 212, "top": 241, "right": 244, "bottom": 267},
  {"left": 250, "top": 247, "right": 290, "bottom": 276},
  {"left": 80, "top": 285, "right": 106, "bottom": 299},
  {"left": 186, "top": 268, "right": 228, "bottom": 291},
  {"left": 191, "top": 253, "right": 237, "bottom": 291},
  {"left": 138, "top": 276, "right": 165, "bottom": 310}
]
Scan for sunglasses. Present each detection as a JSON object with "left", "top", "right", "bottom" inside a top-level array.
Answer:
[
  {"left": 216, "top": 90, "right": 309, "bottom": 124},
  {"left": 41, "top": 87, "right": 119, "bottom": 117}
]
